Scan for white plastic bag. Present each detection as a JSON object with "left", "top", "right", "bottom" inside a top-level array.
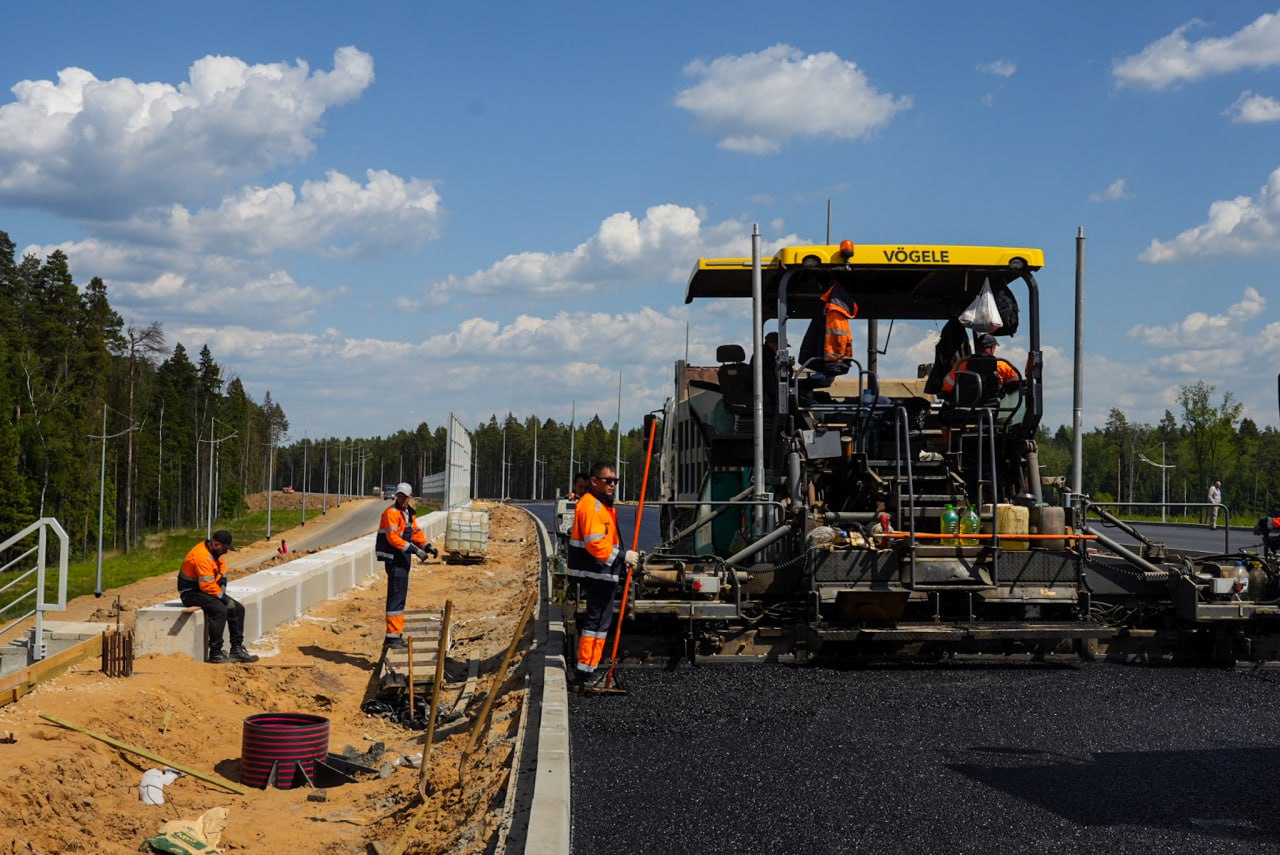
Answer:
[
  {"left": 958, "top": 279, "right": 1003, "bottom": 332},
  {"left": 139, "top": 768, "right": 182, "bottom": 805}
]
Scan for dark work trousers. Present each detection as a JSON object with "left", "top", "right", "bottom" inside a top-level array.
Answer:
[
  {"left": 179, "top": 589, "right": 246, "bottom": 652},
  {"left": 384, "top": 554, "right": 411, "bottom": 638},
  {"left": 575, "top": 576, "right": 618, "bottom": 675}
]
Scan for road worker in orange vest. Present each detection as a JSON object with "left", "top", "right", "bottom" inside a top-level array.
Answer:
[
  {"left": 799, "top": 283, "right": 858, "bottom": 401},
  {"left": 566, "top": 462, "right": 639, "bottom": 689},
  {"left": 375, "top": 482, "right": 437, "bottom": 650},
  {"left": 177, "top": 529, "right": 258, "bottom": 663}
]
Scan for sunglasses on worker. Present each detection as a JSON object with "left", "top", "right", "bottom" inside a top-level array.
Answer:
[{"left": 594, "top": 476, "right": 619, "bottom": 484}]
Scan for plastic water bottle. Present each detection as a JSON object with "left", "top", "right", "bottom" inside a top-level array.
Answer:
[
  {"left": 941, "top": 504, "right": 959, "bottom": 546},
  {"left": 960, "top": 505, "right": 980, "bottom": 546}
]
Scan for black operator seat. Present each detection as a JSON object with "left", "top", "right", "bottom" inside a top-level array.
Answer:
[
  {"left": 940, "top": 354, "right": 1001, "bottom": 431},
  {"left": 716, "top": 344, "right": 752, "bottom": 414}
]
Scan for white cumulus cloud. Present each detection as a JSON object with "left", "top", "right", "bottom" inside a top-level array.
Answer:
[
  {"left": 25, "top": 236, "right": 335, "bottom": 327},
  {"left": 1140, "top": 167, "right": 1280, "bottom": 261},
  {"left": 1113, "top": 11, "right": 1280, "bottom": 90},
  {"left": 0, "top": 46, "right": 374, "bottom": 217},
  {"left": 1127, "top": 287, "right": 1266, "bottom": 348},
  {"left": 674, "top": 44, "right": 911, "bottom": 154},
  {"left": 1224, "top": 90, "right": 1280, "bottom": 122},
  {"left": 410, "top": 204, "right": 804, "bottom": 307},
  {"left": 1090, "top": 178, "right": 1131, "bottom": 202},
  {"left": 97, "top": 169, "right": 443, "bottom": 257}
]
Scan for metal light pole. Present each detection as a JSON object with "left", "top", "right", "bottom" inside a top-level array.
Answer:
[
  {"left": 567, "top": 400, "right": 576, "bottom": 494},
  {"left": 266, "top": 433, "right": 276, "bottom": 540},
  {"left": 90, "top": 406, "right": 133, "bottom": 596},
  {"left": 1071, "top": 226, "right": 1086, "bottom": 505},
  {"left": 207, "top": 415, "right": 216, "bottom": 537},
  {"left": 97, "top": 405, "right": 107, "bottom": 595},
  {"left": 198, "top": 417, "right": 238, "bottom": 541},
  {"left": 301, "top": 434, "right": 308, "bottom": 526},
  {"left": 1138, "top": 442, "right": 1176, "bottom": 523},
  {"left": 532, "top": 418, "right": 538, "bottom": 500},
  {"left": 614, "top": 371, "right": 623, "bottom": 483},
  {"left": 322, "top": 441, "right": 329, "bottom": 513},
  {"left": 501, "top": 421, "right": 508, "bottom": 501}
]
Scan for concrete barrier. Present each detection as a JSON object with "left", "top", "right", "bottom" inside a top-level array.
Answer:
[{"left": 135, "top": 512, "right": 447, "bottom": 660}]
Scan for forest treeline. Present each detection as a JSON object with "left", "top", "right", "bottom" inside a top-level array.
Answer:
[
  {"left": 0, "top": 231, "right": 649, "bottom": 561},
  {"left": 4, "top": 229, "right": 1278, "bottom": 563}
]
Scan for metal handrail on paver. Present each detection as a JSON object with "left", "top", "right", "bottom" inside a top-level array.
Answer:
[{"left": 0, "top": 518, "right": 70, "bottom": 661}]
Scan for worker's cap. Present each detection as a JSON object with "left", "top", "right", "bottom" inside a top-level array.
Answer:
[
  {"left": 395, "top": 482, "right": 413, "bottom": 498},
  {"left": 764, "top": 332, "right": 778, "bottom": 345},
  {"left": 210, "top": 529, "right": 237, "bottom": 551},
  {"left": 975, "top": 332, "right": 998, "bottom": 350}
]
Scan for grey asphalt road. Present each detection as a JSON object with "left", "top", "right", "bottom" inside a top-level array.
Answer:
[
  {"left": 1093, "top": 518, "right": 1259, "bottom": 557},
  {"left": 272, "top": 497, "right": 383, "bottom": 552}
]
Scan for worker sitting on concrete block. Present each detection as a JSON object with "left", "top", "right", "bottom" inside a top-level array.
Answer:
[{"left": 177, "top": 530, "right": 258, "bottom": 664}]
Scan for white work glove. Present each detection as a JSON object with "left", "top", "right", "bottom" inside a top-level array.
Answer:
[{"left": 624, "top": 550, "right": 641, "bottom": 569}]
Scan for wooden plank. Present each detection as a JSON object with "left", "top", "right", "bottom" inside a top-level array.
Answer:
[
  {"left": 39, "top": 713, "right": 248, "bottom": 795},
  {"left": 0, "top": 634, "right": 104, "bottom": 709}
]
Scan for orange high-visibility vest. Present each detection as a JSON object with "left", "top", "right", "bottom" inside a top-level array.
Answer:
[
  {"left": 376, "top": 504, "right": 427, "bottom": 561},
  {"left": 821, "top": 286, "right": 857, "bottom": 365},
  {"left": 567, "top": 494, "right": 621, "bottom": 582},
  {"left": 178, "top": 541, "right": 226, "bottom": 597}
]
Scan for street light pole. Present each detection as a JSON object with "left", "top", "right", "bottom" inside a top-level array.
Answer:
[{"left": 1138, "top": 442, "right": 1176, "bottom": 523}]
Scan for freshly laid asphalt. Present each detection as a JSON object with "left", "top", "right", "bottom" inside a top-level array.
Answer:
[
  {"left": 569, "top": 662, "right": 1280, "bottom": 854},
  {"left": 516, "top": 501, "right": 1280, "bottom": 853}
]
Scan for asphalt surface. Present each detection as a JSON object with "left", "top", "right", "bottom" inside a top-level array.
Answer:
[
  {"left": 1092, "top": 518, "right": 1257, "bottom": 557},
  {"left": 523, "top": 500, "right": 661, "bottom": 552},
  {"left": 525, "top": 499, "right": 1280, "bottom": 853},
  {"left": 569, "top": 662, "right": 1280, "bottom": 854}
]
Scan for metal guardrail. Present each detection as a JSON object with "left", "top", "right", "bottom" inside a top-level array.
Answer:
[
  {"left": 0, "top": 518, "right": 70, "bottom": 661},
  {"left": 1084, "top": 501, "right": 1232, "bottom": 552}
]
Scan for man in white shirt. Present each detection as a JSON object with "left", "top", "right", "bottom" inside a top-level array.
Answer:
[{"left": 1208, "top": 480, "right": 1223, "bottom": 530}]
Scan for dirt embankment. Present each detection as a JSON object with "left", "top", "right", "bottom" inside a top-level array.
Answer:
[{"left": 0, "top": 502, "right": 540, "bottom": 854}]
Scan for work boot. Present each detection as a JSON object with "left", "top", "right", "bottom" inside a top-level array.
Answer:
[
  {"left": 383, "top": 637, "right": 407, "bottom": 650},
  {"left": 207, "top": 649, "right": 229, "bottom": 664},
  {"left": 229, "top": 645, "right": 259, "bottom": 663}
]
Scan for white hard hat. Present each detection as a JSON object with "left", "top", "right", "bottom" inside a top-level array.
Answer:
[{"left": 395, "top": 482, "right": 413, "bottom": 497}]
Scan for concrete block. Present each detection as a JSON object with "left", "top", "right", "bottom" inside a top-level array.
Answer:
[
  {"left": 136, "top": 602, "right": 205, "bottom": 660},
  {"left": 287, "top": 558, "right": 332, "bottom": 610},
  {"left": 251, "top": 573, "right": 304, "bottom": 634},
  {"left": 328, "top": 550, "right": 356, "bottom": 591}
]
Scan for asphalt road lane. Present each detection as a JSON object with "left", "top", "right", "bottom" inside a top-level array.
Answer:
[
  {"left": 1093, "top": 519, "right": 1256, "bottom": 556},
  {"left": 523, "top": 501, "right": 661, "bottom": 552},
  {"left": 570, "top": 662, "right": 1280, "bottom": 854}
]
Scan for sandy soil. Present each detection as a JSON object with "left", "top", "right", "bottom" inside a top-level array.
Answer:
[{"left": 0, "top": 501, "right": 540, "bottom": 855}]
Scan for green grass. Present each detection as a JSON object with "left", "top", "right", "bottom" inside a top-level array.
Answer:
[{"left": 0, "top": 506, "right": 330, "bottom": 615}]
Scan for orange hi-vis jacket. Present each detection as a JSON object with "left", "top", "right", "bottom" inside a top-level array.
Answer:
[
  {"left": 941, "top": 355, "right": 1020, "bottom": 395},
  {"left": 376, "top": 504, "right": 427, "bottom": 561},
  {"left": 178, "top": 541, "right": 227, "bottom": 598},
  {"left": 567, "top": 493, "right": 622, "bottom": 582},
  {"left": 822, "top": 286, "right": 857, "bottom": 366}
]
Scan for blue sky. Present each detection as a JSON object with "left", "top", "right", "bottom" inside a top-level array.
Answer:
[{"left": 3, "top": 1, "right": 1279, "bottom": 439}]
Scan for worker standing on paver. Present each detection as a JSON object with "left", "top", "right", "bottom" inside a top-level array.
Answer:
[
  {"left": 177, "top": 529, "right": 258, "bottom": 663},
  {"left": 375, "top": 482, "right": 437, "bottom": 649},
  {"left": 567, "top": 462, "right": 638, "bottom": 689}
]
